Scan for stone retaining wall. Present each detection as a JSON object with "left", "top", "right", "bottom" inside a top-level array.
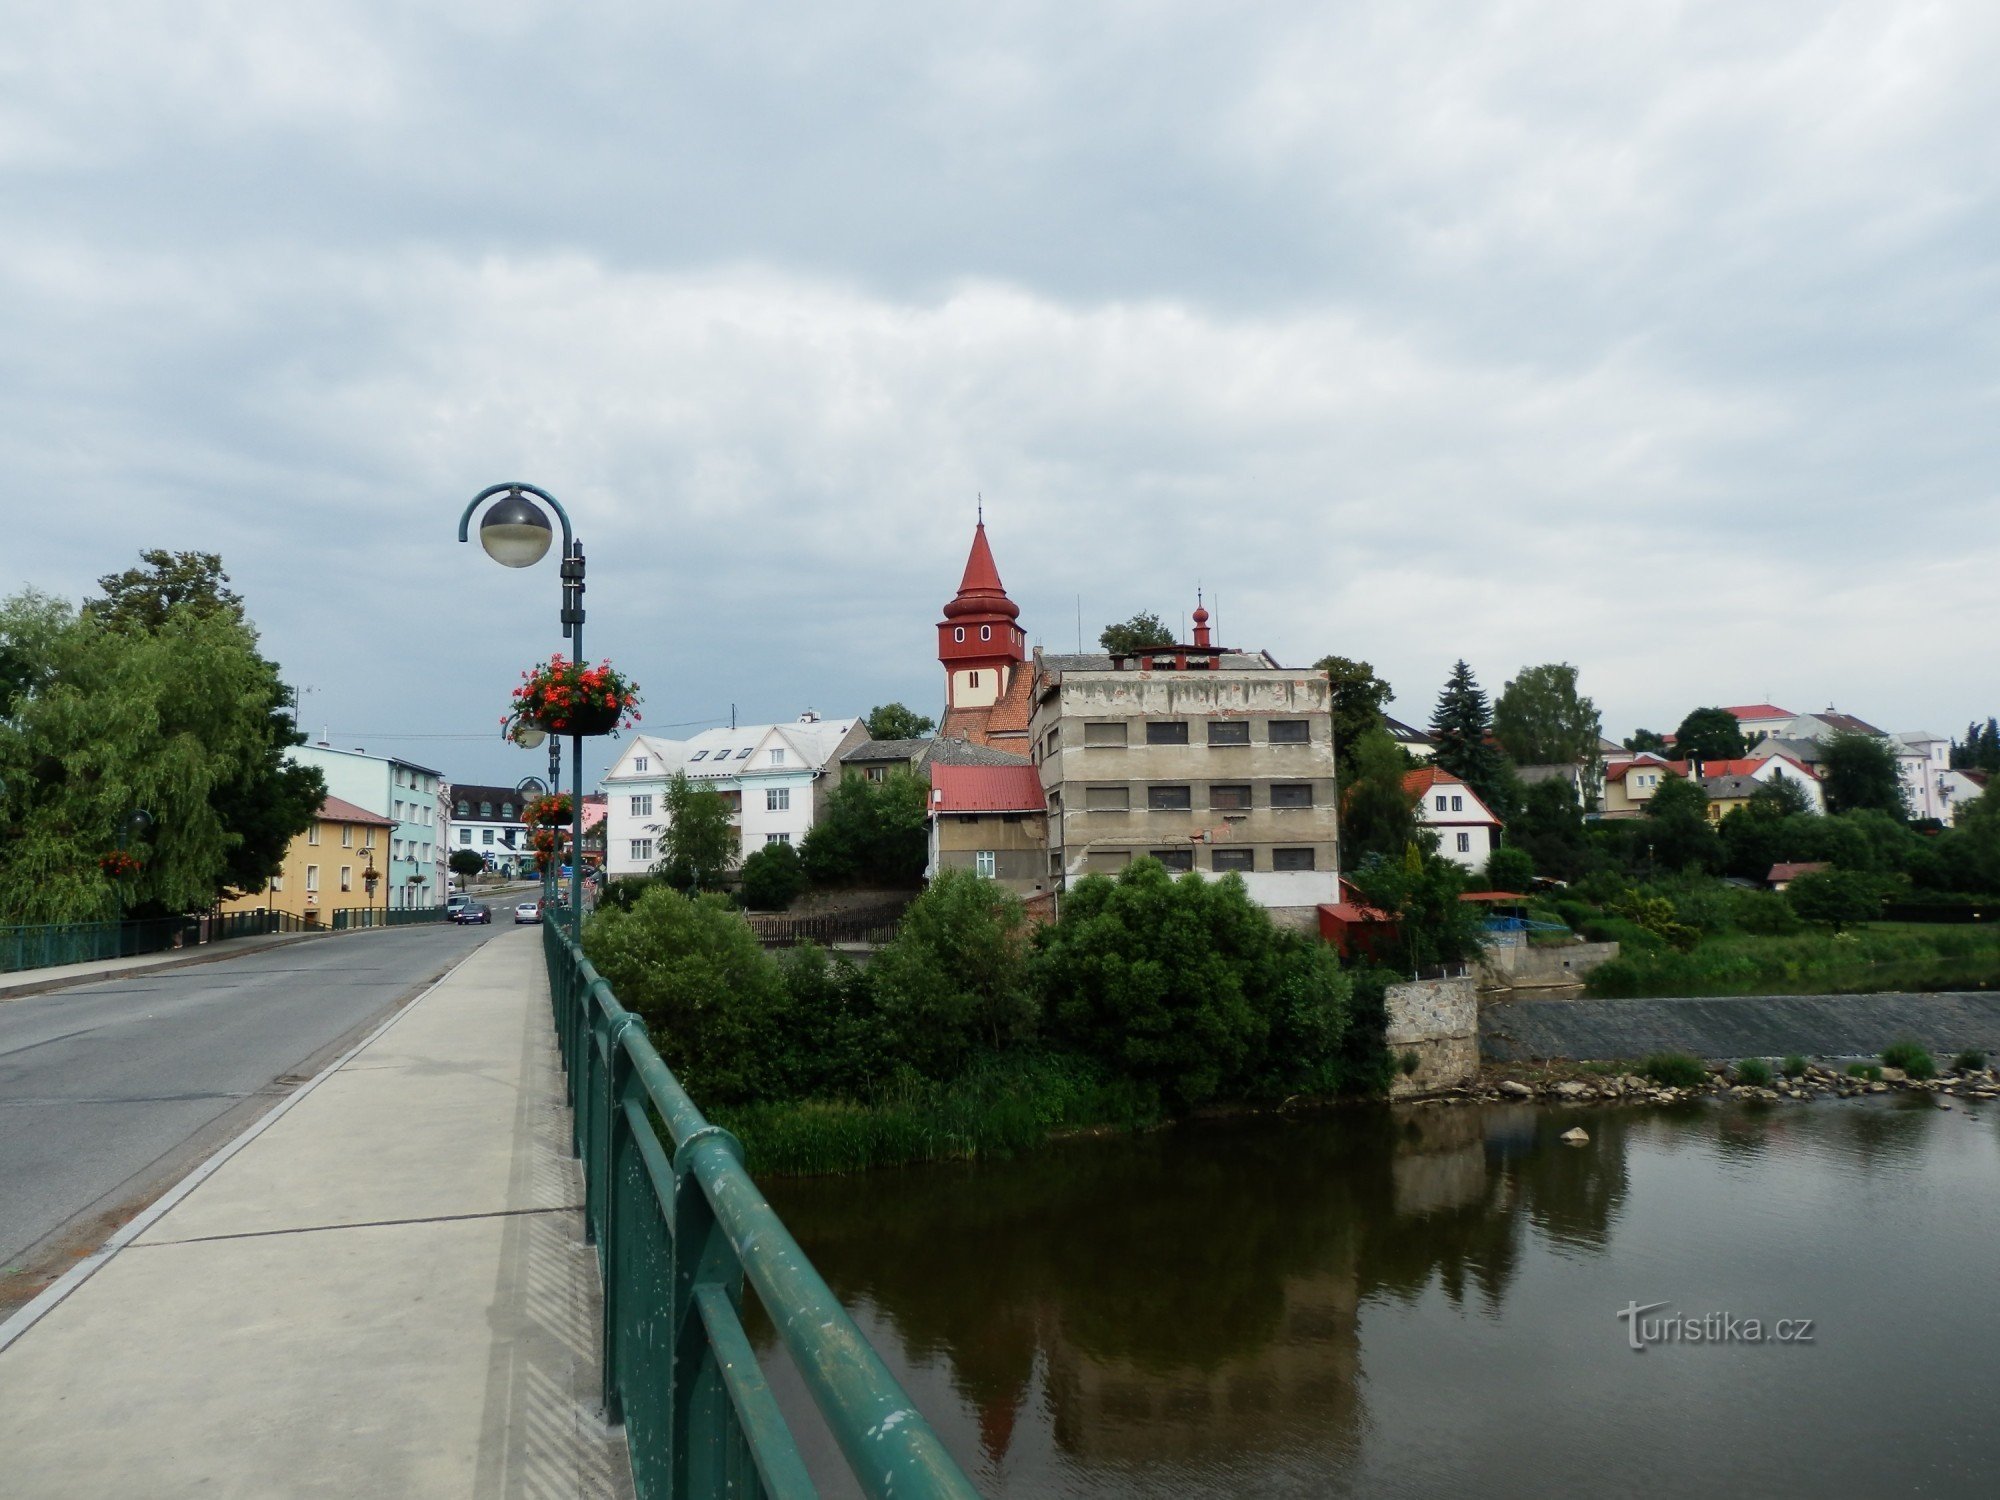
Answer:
[
  {"left": 1385, "top": 976, "right": 1479, "bottom": 1095},
  {"left": 1479, "top": 940, "right": 1620, "bottom": 990},
  {"left": 1480, "top": 990, "right": 2000, "bottom": 1063}
]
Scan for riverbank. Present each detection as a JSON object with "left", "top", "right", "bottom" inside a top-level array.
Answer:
[
  {"left": 1583, "top": 922, "right": 2000, "bottom": 999},
  {"left": 1449, "top": 1054, "right": 2000, "bottom": 1110}
]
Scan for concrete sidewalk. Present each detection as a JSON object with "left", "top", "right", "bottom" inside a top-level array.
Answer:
[
  {"left": 0, "top": 929, "right": 331, "bottom": 1000},
  {"left": 0, "top": 927, "right": 633, "bottom": 1498}
]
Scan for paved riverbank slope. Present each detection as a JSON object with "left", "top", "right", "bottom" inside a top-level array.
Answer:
[{"left": 1480, "top": 991, "right": 2000, "bottom": 1063}]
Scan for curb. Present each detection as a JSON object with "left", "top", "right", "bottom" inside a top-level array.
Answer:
[{"left": 0, "top": 943, "right": 487, "bottom": 1355}]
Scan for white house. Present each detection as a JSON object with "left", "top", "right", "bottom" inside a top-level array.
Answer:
[
  {"left": 600, "top": 712, "right": 867, "bottom": 877},
  {"left": 1939, "top": 769, "right": 1989, "bottom": 826},
  {"left": 1721, "top": 703, "right": 1796, "bottom": 745},
  {"left": 1405, "top": 767, "right": 1501, "bottom": 874},
  {"left": 1891, "top": 731, "right": 1953, "bottom": 823}
]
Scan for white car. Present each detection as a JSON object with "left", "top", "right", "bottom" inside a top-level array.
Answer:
[{"left": 514, "top": 901, "right": 542, "bottom": 924}]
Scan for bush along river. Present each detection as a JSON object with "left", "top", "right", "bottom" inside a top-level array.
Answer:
[{"left": 746, "top": 1091, "right": 2000, "bottom": 1498}]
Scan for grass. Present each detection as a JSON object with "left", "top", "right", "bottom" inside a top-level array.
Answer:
[
  {"left": 1735, "top": 1058, "right": 1774, "bottom": 1087},
  {"left": 713, "top": 1052, "right": 1148, "bottom": 1177},
  {"left": 1954, "top": 1049, "right": 1989, "bottom": 1073},
  {"left": 1880, "top": 1040, "right": 1937, "bottom": 1080},
  {"left": 1847, "top": 1063, "right": 1884, "bottom": 1082},
  {"left": 1642, "top": 1052, "right": 1709, "bottom": 1089},
  {"left": 1782, "top": 1055, "right": 1808, "bottom": 1078},
  {"left": 1583, "top": 923, "right": 2000, "bottom": 1000}
]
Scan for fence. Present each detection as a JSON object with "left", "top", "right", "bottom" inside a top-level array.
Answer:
[
  {"left": 744, "top": 912, "right": 901, "bottom": 948},
  {"left": 330, "top": 905, "right": 450, "bottom": 930},
  {"left": 543, "top": 920, "right": 980, "bottom": 1500}
]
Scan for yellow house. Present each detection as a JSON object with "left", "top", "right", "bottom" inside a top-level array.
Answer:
[{"left": 222, "top": 795, "right": 394, "bottom": 924}]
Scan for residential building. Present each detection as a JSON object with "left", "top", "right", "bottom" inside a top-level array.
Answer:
[
  {"left": 840, "top": 735, "right": 1035, "bottom": 783},
  {"left": 935, "top": 519, "right": 1034, "bottom": 754},
  {"left": 1028, "top": 604, "right": 1340, "bottom": 928},
  {"left": 1599, "top": 753, "right": 1677, "bottom": 816},
  {"left": 927, "top": 763, "right": 1049, "bottom": 898},
  {"left": 1767, "top": 861, "right": 1829, "bottom": 891},
  {"left": 288, "top": 743, "right": 447, "bottom": 908},
  {"left": 1891, "top": 731, "right": 1952, "bottom": 822},
  {"left": 1602, "top": 753, "right": 1822, "bottom": 818},
  {"left": 1940, "top": 768, "right": 1989, "bottom": 826},
  {"left": 1405, "top": 768, "right": 1501, "bottom": 873},
  {"left": 449, "top": 782, "right": 535, "bottom": 876},
  {"left": 1384, "top": 716, "right": 1436, "bottom": 762},
  {"left": 221, "top": 795, "right": 392, "bottom": 923},
  {"left": 599, "top": 712, "right": 867, "bottom": 877},
  {"left": 1722, "top": 703, "right": 1795, "bottom": 745}
]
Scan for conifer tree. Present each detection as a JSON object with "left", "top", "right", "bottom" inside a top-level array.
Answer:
[{"left": 1428, "top": 660, "right": 1509, "bottom": 811}]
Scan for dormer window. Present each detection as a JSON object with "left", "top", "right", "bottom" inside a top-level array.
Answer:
[
  {"left": 455, "top": 801, "right": 469, "bottom": 817},
  {"left": 501, "top": 803, "right": 514, "bottom": 819},
  {"left": 480, "top": 802, "right": 493, "bottom": 818}
]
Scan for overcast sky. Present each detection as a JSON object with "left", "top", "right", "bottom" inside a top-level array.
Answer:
[{"left": 7, "top": 1, "right": 1996, "bottom": 788}]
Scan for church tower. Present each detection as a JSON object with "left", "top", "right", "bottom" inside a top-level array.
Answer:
[{"left": 937, "top": 515, "right": 1030, "bottom": 746}]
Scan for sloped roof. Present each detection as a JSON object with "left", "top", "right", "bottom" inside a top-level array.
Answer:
[
  {"left": 841, "top": 737, "right": 932, "bottom": 764},
  {"left": 929, "top": 738, "right": 1032, "bottom": 767},
  {"left": 1403, "top": 767, "right": 1464, "bottom": 794},
  {"left": 1768, "top": 862, "right": 1830, "bottom": 882},
  {"left": 940, "top": 666, "right": 1034, "bottom": 747},
  {"left": 319, "top": 795, "right": 393, "bottom": 827},
  {"left": 1698, "top": 775, "right": 1764, "bottom": 801},
  {"left": 609, "top": 716, "right": 860, "bottom": 781},
  {"left": 940, "top": 522, "right": 1020, "bottom": 622},
  {"left": 929, "top": 763, "right": 1046, "bottom": 814},
  {"left": 1723, "top": 703, "right": 1793, "bottom": 720}
]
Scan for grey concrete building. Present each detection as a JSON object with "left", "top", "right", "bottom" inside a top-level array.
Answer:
[{"left": 1028, "top": 608, "right": 1340, "bottom": 928}]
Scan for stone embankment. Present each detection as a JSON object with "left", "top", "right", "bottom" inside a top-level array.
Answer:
[{"left": 1432, "top": 1058, "right": 2000, "bottom": 1110}]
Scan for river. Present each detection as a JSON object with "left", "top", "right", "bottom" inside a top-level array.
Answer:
[{"left": 749, "top": 1095, "right": 2000, "bottom": 1497}]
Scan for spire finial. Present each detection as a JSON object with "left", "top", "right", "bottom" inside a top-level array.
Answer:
[{"left": 977, "top": 492, "right": 983, "bottom": 525}]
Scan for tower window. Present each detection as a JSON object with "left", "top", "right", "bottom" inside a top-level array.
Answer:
[
  {"left": 970, "top": 671, "right": 980, "bottom": 687},
  {"left": 980, "top": 625, "right": 991, "bottom": 641},
  {"left": 954, "top": 627, "right": 965, "bottom": 642}
]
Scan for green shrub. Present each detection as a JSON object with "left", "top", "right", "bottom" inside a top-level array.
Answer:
[
  {"left": 1398, "top": 1049, "right": 1421, "bottom": 1076},
  {"left": 1847, "top": 1063, "right": 1883, "bottom": 1082},
  {"left": 871, "top": 868, "right": 1033, "bottom": 1080},
  {"left": 1642, "top": 1052, "right": 1709, "bottom": 1088},
  {"left": 1880, "top": 1039, "right": 1936, "bottom": 1080},
  {"left": 1730, "top": 889, "right": 1802, "bottom": 936},
  {"left": 1782, "top": 1055, "right": 1808, "bottom": 1078},
  {"left": 1484, "top": 845, "right": 1535, "bottom": 893},
  {"left": 1953, "top": 1049, "right": 1988, "bottom": 1073},
  {"left": 738, "top": 840, "right": 808, "bottom": 911},
  {"left": 1734, "top": 1058, "right": 1774, "bottom": 1087}
]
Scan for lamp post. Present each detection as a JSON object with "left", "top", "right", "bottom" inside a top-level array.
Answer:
[
  {"left": 115, "top": 807, "right": 153, "bottom": 947},
  {"left": 458, "top": 482, "right": 587, "bottom": 936}
]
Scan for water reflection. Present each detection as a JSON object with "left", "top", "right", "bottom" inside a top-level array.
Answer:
[{"left": 753, "top": 1097, "right": 1997, "bottom": 1496}]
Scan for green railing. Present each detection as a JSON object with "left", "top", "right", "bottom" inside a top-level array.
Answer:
[
  {"left": 543, "top": 920, "right": 981, "bottom": 1500},
  {"left": 0, "top": 916, "right": 193, "bottom": 974},
  {"left": 210, "top": 908, "right": 312, "bottom": 942},
  {"left": 330, "top": 905, "right": 450, "bottom": 930}
]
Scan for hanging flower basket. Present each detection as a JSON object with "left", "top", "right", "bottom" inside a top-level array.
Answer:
[
  {"left": 523, "top": 792, "right": 573, "bottom": 828},
  {"left": 99, "top": 850, "right": 142, "bottom": 879},
  {"left": 503, "top": 655, "right": 641, "bottom": 739}
]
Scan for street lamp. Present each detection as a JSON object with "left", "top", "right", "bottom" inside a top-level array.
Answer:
[{"left": 458, "top": 482, "right": 588, "bottom": 936}]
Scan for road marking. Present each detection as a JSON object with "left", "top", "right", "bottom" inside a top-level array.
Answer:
[{"left": 0, "top": 944, "right": 487, "bottom": 1355}]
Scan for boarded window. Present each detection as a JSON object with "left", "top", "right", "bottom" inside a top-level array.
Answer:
[
  {"left": 1084, "top": 721, "right": 1128, "bottom": 748},
  {"left": 1148, "top": 785, "right": 1192, "bottom": 811},
  {"left": 1211, "top": 848, "right": 1254, "bottom": 873},
  {"left": 1085, "top": 784, "right": 1130, "bottom": 812},
  {"left": 1210, "top": 784, "right": 1252, "bottom": 811},
  {"left": 1268, "top": 720, "right": 1310, "bottom": 744},
  {"left": 1090, "top": 849, "right": 1131, "bottom": 871},
  {"left": 1271, "top": 783, "right": 1314, "bottom": 808},
  {"left": 1146, "top": 721, "right": 1190, "bottom": 745},
  {"left": 1273, "top": 847, "right": 1315, "bottom": 871}
]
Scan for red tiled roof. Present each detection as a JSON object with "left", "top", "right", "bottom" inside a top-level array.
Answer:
[
  {"left": 940, "top": 665, "right": 1034, "bottom": 748},
  {"left": 1723, "top": 704, "right": 1793, "bottom": 720},
  {"left": 1768, "top": 861, "right": 1829, "bottom": 882},
  {"left": 929, "top": 763, "right": 1046, "bottom": 813},
  {"left": 320, "top": 795, "right": 393, "bottom": 827},
  {"left": 1402, "top": 766, "right": 1464, "bottom": 795}
]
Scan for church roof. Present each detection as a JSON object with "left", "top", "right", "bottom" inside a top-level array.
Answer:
[{"left": 941, "top": 522, "right": 1020, "bottom": 622}]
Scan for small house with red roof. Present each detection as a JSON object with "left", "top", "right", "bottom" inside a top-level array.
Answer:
[
  {"left": 926, "top": 762, "right": 1049, "bottom": 897},
  {"left": 1405, "top": 767, "right": 1502, "bottom": 872},
  {"left": 1722, "top": 703, "right": 1795, "bottom": 745}
]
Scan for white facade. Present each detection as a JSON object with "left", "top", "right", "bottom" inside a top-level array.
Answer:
[
  {"left": 1939, "top": 769, "right": 1988, "bottom": 826},
  {"left": 600, "top": 714, "right": 866, "bottom": 877},
  {"left": 1739, "top": 753, "right": 1828, "bottom": 814},
  {"left": 1410, "top": 769, "right": 1501, "bottom": 874},
  {"left": 1893, "top": 731, "right": 1953, "bottom": 822}
]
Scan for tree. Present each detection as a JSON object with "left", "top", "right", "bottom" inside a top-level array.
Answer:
[
  {"left": 1340, "top": 727, "right": 1420, "bottom": 865},
  {"left": 872, "top": 868, "right": 1032, "bottom": 1077},
  {"left": 1428, "top": 660, "right": 1510, "bottom": 813},
  {"left": 449, "top": 848, "right": 485, "bottom": 882},
  {"left": 1485, "top": 845, "right": 1535, "bottom": 893},
  {"left": 581, "top": 885, "right": 789, "bottom": 1102},
  {"left": 1641, "top": 775, "right": 1720, "bottom": 874},
  {"left": 739, "top": 839, "right": 808, "bottom": 911},
  {"left": 87, "top": 549, "right": 246, "bottom": 632},
  {"left": 1672, "top": 707, "right": 1747, "bottom": 761},
  {"left": 1099, "top": 612, "right": 1174, "bottom": 654},
  {"left": 864, "top": 702, "right": 934, "bottom": 741},
  {"left": 1346, "top": 847, "right": 1487, "bottom": 976},
  {"left": 0, "top": 572, "right": 323, "bottom": 923},
  {"left": 1785, "top": 868, "right": 1883, "bottom": 930},
  {"left": 1313, "top": 655, "right": 1393, "bottom": 781},
  {"left": 1624, "top": 728, "right": 1669, "bottom": 754},
  {"left": 653, "top": 772, "right": 736, "bottom": 892},
  {"left": 1032, "top": 858, "right": 1344, "bottom": 1113},
  {"left": 1748, "top": 768, "right": 1812, "bottom": 817},
  {"left": 1510, "top": 777, "right": 1594, "bottom": 883},
  {"left": 1493, "top": 663, "right": 1602, "bottom": 773},
  {"left": 798, "top": 771, "right": 929, "bottom": 887},
  {"left": 1820, "top": 732, "right": 1908, "bottom": 817}
]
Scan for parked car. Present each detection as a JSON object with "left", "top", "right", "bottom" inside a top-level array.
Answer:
[
  {"left": 514, "top": 900, "right": 541, "bottom": 924},
  {"left": 459, "top": 903, "right": 492, "bottom": 926}
]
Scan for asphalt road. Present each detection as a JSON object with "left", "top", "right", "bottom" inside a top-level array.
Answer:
[{"left": 0, "top": 920, "right": 518, "bottom": 1311}]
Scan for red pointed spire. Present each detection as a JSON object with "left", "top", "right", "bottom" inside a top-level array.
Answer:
[{"left": 943, "top": 521, "right": 1020, "bottom": 621}]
